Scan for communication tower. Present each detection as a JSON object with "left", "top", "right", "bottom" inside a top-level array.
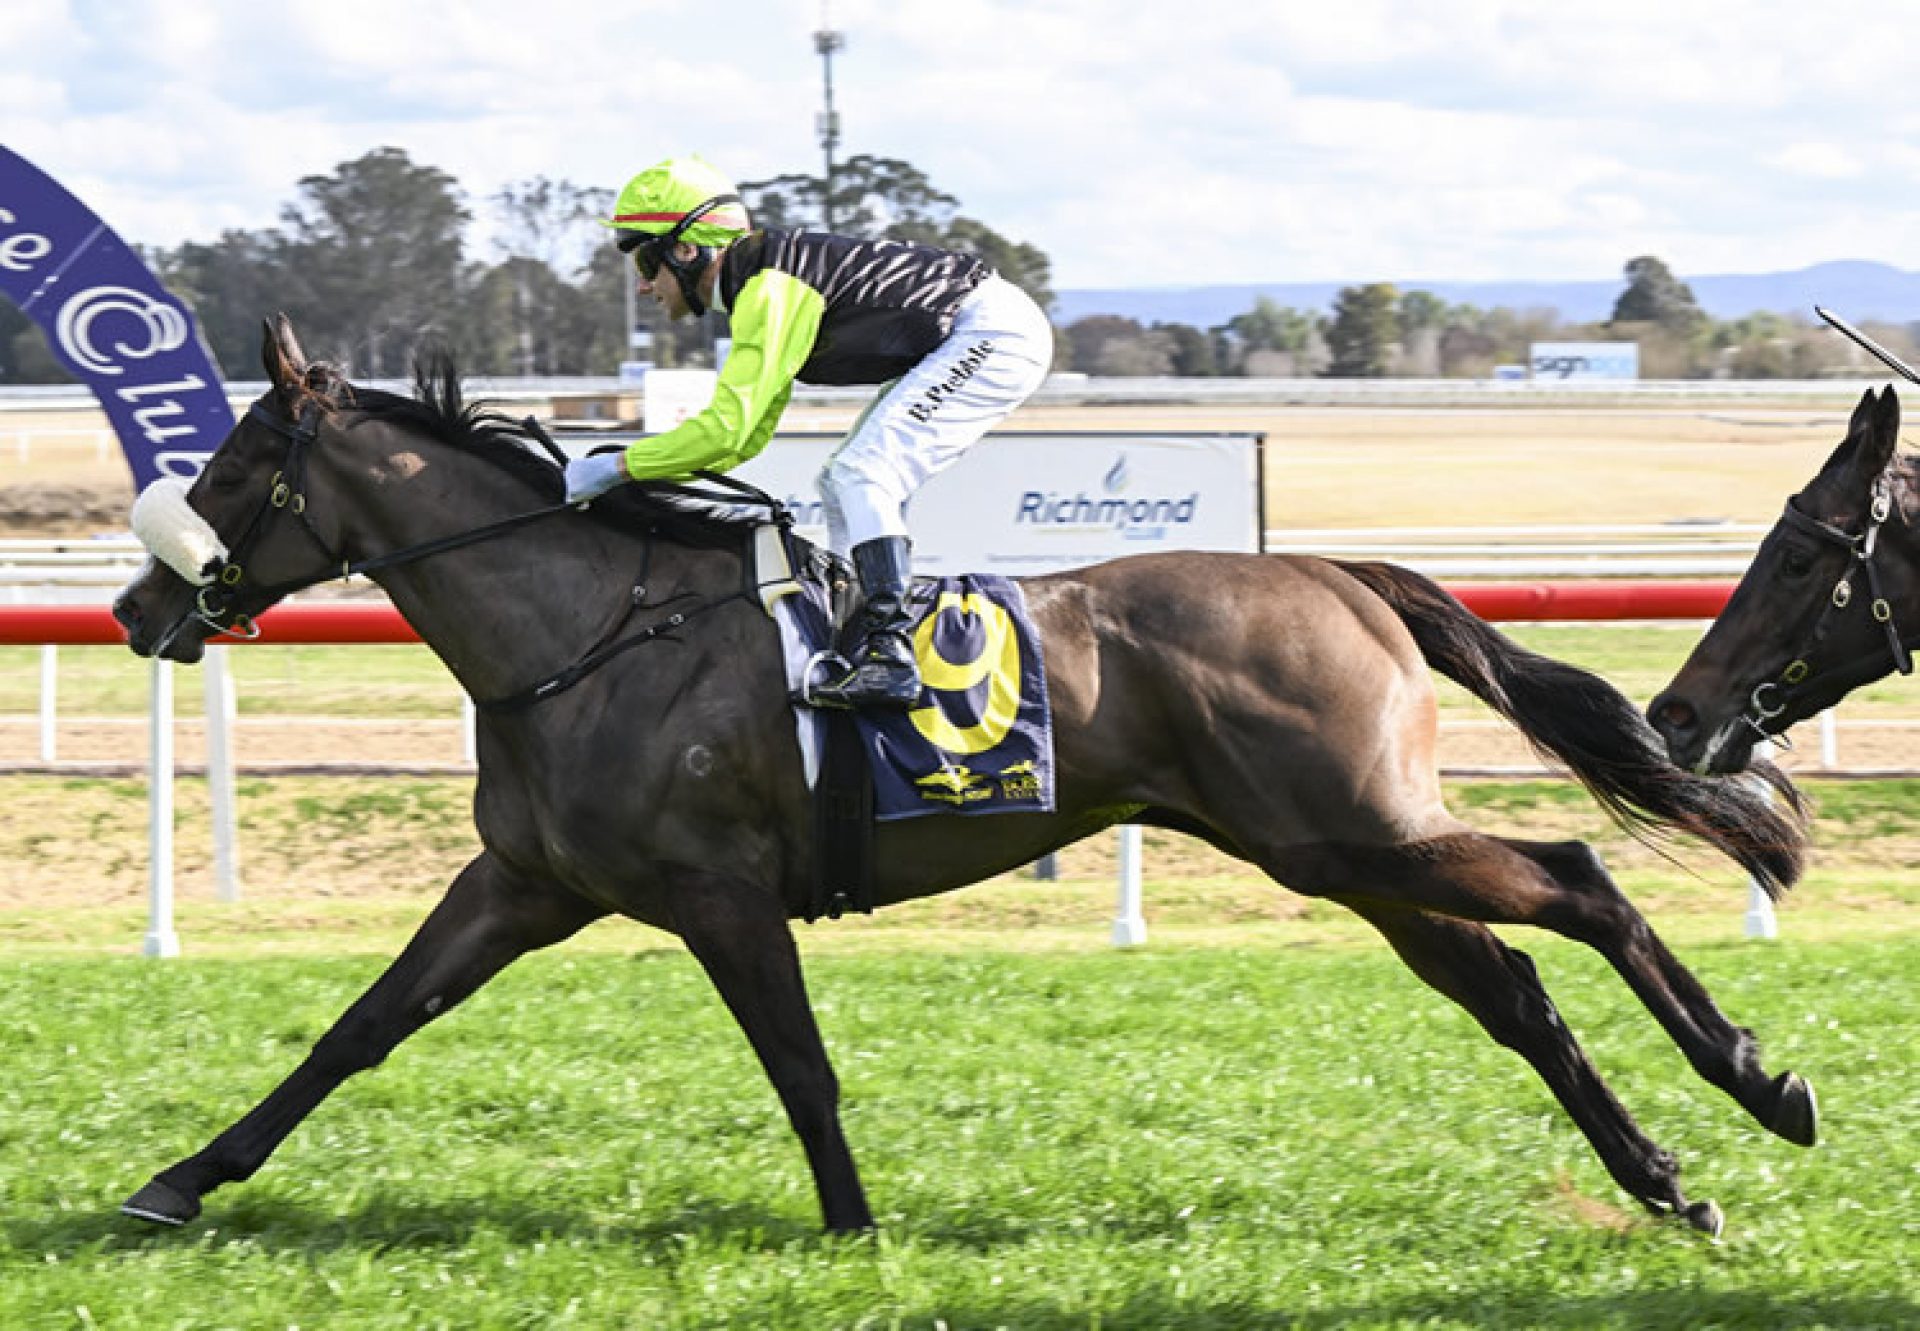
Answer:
[{"left": 814, "top": 4, "right": 845, "bottom": 230}]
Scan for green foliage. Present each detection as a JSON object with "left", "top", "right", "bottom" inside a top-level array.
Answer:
[
  {"left": 1611, "top": 255, "right": 1706, "bottom": 333},
  {"left": 274, "top": 148, "right": 473, "bottom": 377},
  {"left": 1324, "top": 282, "right": 1403, "bottom": 377},
  {"left": 1, "top": 940, "right": 1913, "bottom": 1328},
  {"left": 741, "top": 154, "right": 1055, "bottom": 313}
]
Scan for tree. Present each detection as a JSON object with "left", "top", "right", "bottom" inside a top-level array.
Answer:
[
  {"left": 937, "top": 216, "right": 1054, "bottom": 315},
  {"left": 486, "top": 178, "right": 613, "bottom": 375},
  {"left": 1323, "top": 283, "right": 1401, "bottom": 377},
  {"left": 1155, "top": 322, "right": 1218, "bottom": 376},
  {"left": 278, "top": 147, "right": 472, "bottom": 376},
  {"left": 1225, "top": 298, "right": 1318, "bottom": 355},
  {"left": 1216, "top": 298, "right": 1321, "bottom": 375},
  {"left": 739, "top": 155, "right": 1055, "bottom": 312},
  {"left": 1611, "top": 255, "right": 1705, "bottom": 332},
  {"left": 1398, "top": 290, "right": 1448, "bottom": 339},
  {"left": 152, "top": 230, "right": 293, "bottom": 379},
  {"left": 0, "top": 297, "right": 45, "bottom": 383}
]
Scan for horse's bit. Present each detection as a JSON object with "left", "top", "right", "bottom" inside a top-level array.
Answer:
[{"left": 1740, "top": 472, "right": 1912, "bottom": 740}]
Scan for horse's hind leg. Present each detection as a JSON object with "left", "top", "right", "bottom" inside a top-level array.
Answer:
[
  {"left": 667, "top": 868, "right": 872, "bottom": 1233},
  {"left": 121, "top": 852, "right": 604, "bottom": 1227},
  {"left": 1350, "top": 903, "right": 1722, "bottom": 1235},
  {"left": 1278, "top": 834, "right": 1814, "bottom": 1148},
  {"left": 1500, "top": 836, "right": 1816, "bottom": 1147}
]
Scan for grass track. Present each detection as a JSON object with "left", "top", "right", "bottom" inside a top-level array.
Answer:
[{"left": 3, "top": 939, "right": 1915, "bottom": 1329}]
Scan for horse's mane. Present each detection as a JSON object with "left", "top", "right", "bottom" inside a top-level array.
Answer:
[{"left": 312, "top": 349, "right": 754, "bottom": 551}]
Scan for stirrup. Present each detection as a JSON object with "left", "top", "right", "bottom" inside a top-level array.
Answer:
[{"left": 799, "top": 650, "right": 855, "bottom": 708}]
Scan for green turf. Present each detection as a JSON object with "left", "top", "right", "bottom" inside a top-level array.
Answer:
[
  {"left": 0, "top": 642, "right": 462, "bottom": 718},
  {"left": 2, "top": 939, "right": 1914, "bottom": 1330}
]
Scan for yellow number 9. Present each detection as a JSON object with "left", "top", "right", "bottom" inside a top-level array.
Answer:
[{"left": 909, "top": 592, "right": 1021, "bottom": 755}]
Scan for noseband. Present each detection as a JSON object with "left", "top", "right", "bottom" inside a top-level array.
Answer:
[
  {"left": 184, "top": 401, "right": 346, "bottom": 640},
  {"left": 1741, "top": 472, "right": 1913, "bottom": 740}
]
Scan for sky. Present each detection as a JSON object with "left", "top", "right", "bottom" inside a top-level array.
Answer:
[{"left": 7, "top": 0, "right": 1920, "bottom": 291}]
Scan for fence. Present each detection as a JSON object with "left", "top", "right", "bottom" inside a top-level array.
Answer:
[
  {"left": 1265, "top": 522, "right": 1769, "bottom": 579},
  {"left": 3, "top": 583, "right": 1794, "bottom": 958}
]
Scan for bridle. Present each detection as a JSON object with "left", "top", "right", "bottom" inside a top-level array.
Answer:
[
  {"left": 160, "top": 397, "right": 775, "bottom": 711},
  {"left": 182, "top": 399, "right": 576, "bottom": 643},
  {"left": 1739, "top": 470, "right": 1913, "bottom": 741},
  {"left": 182, "top": 400, "right": 354, "bottom": 641}
]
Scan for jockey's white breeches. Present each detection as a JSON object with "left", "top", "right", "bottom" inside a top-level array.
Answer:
[{"left": 817, "top": 274, "right": 1053, "bottom": 554}]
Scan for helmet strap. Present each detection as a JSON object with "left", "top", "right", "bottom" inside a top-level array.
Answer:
[
  {"left": 623, "top": 193, "right": 743, "bottom": 317},
  {"left": 664, "top": 246, "right": 718, "bottom": 316}
]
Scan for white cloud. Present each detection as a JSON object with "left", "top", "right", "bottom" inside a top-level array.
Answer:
[
  {"left": 1766, "top": 143, "right": 1867, "bottom": 181},
  {"left": 7, "top": 0, "right": 1920, "bottom": 288}
]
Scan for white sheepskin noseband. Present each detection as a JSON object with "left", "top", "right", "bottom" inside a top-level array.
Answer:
[{"left": 130, "top": 478, "right": 229, "bottom": 586}]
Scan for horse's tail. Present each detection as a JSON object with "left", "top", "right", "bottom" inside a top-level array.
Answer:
[{"left": 1336, "top": 559, "right": 1807, "bottom": 897}]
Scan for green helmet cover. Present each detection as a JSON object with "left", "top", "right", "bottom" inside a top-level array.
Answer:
[{"left": 606, "top": 157, "right": 752, "bottom": 247}]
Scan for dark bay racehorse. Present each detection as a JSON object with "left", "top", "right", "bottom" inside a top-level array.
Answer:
[
  {"left": 1653, "top": 386, "right": 1917, "bottom": 774},
  {"left": 111, "top": 317, "right": 1817, "bottom": 1239}
]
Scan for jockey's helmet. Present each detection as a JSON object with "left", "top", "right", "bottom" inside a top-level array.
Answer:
[{"left": 605, "top": 157, "right": 751, "bottom": 316}]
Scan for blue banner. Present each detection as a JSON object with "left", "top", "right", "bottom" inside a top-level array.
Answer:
[{"left": 1, "top": 145, "right": 232, "bottom": 489}]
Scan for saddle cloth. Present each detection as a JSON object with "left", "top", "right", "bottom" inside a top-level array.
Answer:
[{"left": 750, "top": 525, "right": 1056, "bottom": 822}]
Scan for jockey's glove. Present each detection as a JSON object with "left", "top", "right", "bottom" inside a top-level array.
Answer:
[{"left": 564, "top": 452, "right": 630, "bottom": 504}]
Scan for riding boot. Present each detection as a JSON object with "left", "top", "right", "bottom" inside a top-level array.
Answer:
[{"left": 812, "top": 537, "right": 922, "bottom": 709}]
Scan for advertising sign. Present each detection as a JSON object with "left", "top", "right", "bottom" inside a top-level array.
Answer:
[
  {"left": 633, "top": 431, "right": 1265, "bottom": 577},
  {"left": 0, "top": 146, "right": 233, "bottom": 488},
  {"left": 642, "top": 368, "right": 718, "bottom": 432},
  {"left": 1529, "top": 342, "right": 1639, "bottom": 381}
]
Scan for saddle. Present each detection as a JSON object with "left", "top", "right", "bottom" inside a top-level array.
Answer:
[{"left": 594, "top": 468, "right": 1054, "bottom": 922}]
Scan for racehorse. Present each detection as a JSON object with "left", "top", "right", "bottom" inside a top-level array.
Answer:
[
  {"left": 111, "top": 316, "right": 1817, "bottom": 1240},
  {"left": 1652, "top": 386, "right": 1917, "bottom": 774}
]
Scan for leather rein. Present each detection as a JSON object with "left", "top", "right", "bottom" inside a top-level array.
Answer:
[{"left": 181, "top": 400, "right": 769, "bottom": 712}]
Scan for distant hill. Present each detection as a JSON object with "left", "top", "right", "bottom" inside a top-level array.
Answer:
[{"left": 1052, "top": 260, "right": 1920, "bottom": 329}]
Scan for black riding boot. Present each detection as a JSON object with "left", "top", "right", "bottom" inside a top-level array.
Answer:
[{"left": 812, "top": 537, "right": 922, "bottom": 709}]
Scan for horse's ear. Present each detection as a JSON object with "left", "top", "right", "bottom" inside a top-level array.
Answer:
[
  {"left": 259, "top": 313, "right": 307, "bottom": 394},
  {"left": 1860, "top": 384, "right": 1903, "bottom": 476},
  {"left": 1845, "top": 386, "right": 1879, "bottom": 442}
]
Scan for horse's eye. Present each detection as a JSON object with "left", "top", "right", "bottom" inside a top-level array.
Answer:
[
  {"left": 1780, "top": 547, "right": 1814, "bottom": 579},
  {"left": 206, "top": 460, "right": 250, "bottom": 492}
]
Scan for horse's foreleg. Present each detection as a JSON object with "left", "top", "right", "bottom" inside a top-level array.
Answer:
[
  {"left": 668, "top": 870, "right": 872, "bottom": 1233},
  {"left": 121, "top": 853, "right": 603, "bottom": 1227},
  {"left": 1350, "top": 903, "right": 1721, "bottom": 1235}
]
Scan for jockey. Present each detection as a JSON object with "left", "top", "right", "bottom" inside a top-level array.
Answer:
[{"left": 564, "top": 155, "right": 1054, "bottom": 709}]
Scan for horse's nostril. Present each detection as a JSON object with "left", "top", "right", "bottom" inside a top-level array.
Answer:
[
  {"left": 112, "top": 596, "right": 142, "bottom": 633},
  {"left": 1652, "top": 695, "right": 1698, "bottom": 736}
]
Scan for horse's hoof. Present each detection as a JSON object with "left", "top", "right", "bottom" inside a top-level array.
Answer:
[
  {"left": 120, "top": 1176, "right": 200, "bottom": 1227},
  {"left": 1770, "top": 1072, "right": 1819, "bottom": 1147},
  {"left": 1682, "top": 1199, "right": 1725, "bottom": 1241}
]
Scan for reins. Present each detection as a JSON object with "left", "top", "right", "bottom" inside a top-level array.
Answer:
[{"left": 191, "top": 400, "right": 782, "bottom": 712}]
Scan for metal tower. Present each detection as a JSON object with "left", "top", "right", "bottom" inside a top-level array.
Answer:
[{"left": 813, "top": 5, "right": 845, "bottom": 230}]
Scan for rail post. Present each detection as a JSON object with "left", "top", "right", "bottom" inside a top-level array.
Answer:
[
  {"left": 39, "top": 644, "right": 56, "bottom": 761},
  {"left": 1112, "top": 825, "right": 1147, "bottom": 946},
  {"left": 1744, "top": 740, "right": 1780, "bottom": 940},
  {"left": 144, "top": 657, "right": 180, "bottom": 958},
  {"left": 203, "top": 645, "right": 240, "bottom": 902}
]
